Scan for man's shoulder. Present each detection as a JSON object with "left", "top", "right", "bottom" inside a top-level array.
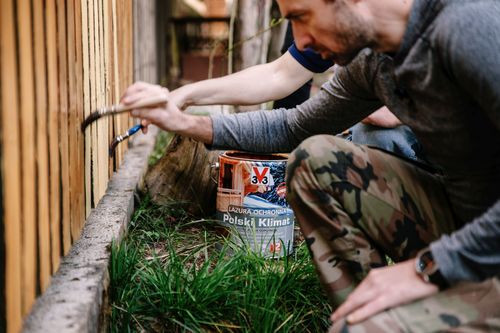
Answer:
[
  {"left": 331, "top": 49, "right": 389, "bottom": 93},
  {"left": 431, "top": 0, "right": 500, "bottom": 51},
  {"left": 436, "top": 0, "right": 500, "bottom": 30}
]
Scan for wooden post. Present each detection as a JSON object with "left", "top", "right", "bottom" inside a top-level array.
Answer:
[
  {"left": 46, "top": 0, "right": 62, "bottom": 273},
  {"left": 33, "top": 0, "right": 52, "bottom": 294},
  {"left": 234, "top": 0, "right": 273, "bottom": 72},
  {"left": 17, "top": 0, "right": 37, "bottom": 315},
  {"left": 1, "top": 1, "right": 23, "bottom": 330}
]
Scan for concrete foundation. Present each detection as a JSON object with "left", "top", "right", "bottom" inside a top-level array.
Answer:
[{"left": 22, "top": 129, "right": 156, "bottom": 333}]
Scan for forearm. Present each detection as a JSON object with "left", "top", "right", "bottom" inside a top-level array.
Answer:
[
  {"left": 430, "top": 199, "right": 500, "bottom": 284},
  {"left": 171, "top": 52, "right": 313, "bottom": 108},
  {"left": 176, "top": 113, "right": 214, "bottom": 144},
  {"left": 209, "top": 108, "right": 297, "bottom": 152}
]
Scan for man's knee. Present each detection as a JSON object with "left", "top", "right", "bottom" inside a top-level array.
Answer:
[
  {"left": 286, "top": 134, "right": 375, "bottom": 196},
  {"left": 286, "top": 134, "right": 352, "bottom": 186}
]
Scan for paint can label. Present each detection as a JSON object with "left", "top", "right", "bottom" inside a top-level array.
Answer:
[{"left": 216, "top": 152, "right": 295, "bottom": 257}]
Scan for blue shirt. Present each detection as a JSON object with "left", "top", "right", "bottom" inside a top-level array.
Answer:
[{"left": 288, "top": 43, "right": 333, "bottom": 73}]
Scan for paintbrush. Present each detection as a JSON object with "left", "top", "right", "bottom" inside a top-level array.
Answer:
[
  {"left": 81, "top": 95, "right": 168, "bottom": 132},
  {"left": 108, "top": 124, "right": 143, "bottom": 157}
]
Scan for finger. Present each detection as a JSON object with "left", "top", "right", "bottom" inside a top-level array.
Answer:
[
  {"left": 331, "top": 280, "right": 378, "bottom": 321},
  {"left": 346, "top": 296, "right": 388, "bottom": 324},
  {"left": 141, "top": 119, "right": 151, "bottom": 134},
  {"left": 123, "top": 89, "right": 164, "bottom": 106},
  {"left": 120, "top": 81, "right": 147, "bottom": 102},
  {"left": 121, "top": 81, "right": 162, "bottom": 104},
  {"left": 130, "top": 107, "right": 163, "bottom": 124}
]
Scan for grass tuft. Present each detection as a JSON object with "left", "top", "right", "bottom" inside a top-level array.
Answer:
[{"left": 109, "top": 196, "right": 331, "bottom": 332}]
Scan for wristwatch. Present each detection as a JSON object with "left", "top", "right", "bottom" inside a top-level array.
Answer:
[{"left": 415, "top": 247, "right": 449, "bottom": 290}]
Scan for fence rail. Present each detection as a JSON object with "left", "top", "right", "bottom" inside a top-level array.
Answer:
[{"left": 0, "top": 0, "right": 134, "bottom": 331}]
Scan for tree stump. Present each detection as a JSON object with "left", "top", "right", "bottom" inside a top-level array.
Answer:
[{"left": 142, "top": 134, "right": 221, "bottom": 217}]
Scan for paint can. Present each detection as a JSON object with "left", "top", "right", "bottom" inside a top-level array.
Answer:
[{"left": 215, "top": 151, "right": 295, "bottom": 257}]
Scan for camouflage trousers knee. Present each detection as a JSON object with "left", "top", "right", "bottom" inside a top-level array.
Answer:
[
  {"left": 329, "top": 277, "right": 500, "bottom": 333},
  {"left": 286, "top": 135, "right": 457, "bottom": 306},
  {"left": 286, "top": 135, "right": 500, "bottom": 331}
]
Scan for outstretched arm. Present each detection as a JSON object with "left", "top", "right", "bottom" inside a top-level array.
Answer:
[{"left": 170, "top": 51, "right": 314, "bottom": 109}]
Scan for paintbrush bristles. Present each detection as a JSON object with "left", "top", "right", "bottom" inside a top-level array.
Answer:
[{"left": 80, "top": 111, "right": 101, "bottom": 132}]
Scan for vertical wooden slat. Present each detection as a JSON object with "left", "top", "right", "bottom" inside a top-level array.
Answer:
[
  {"left": 68, "top": 0, "right": 84, "bottom": 240},
  {"left": 66, "top": 0, "right": 77, "bottom": 243},
  {"left": 111, "top": 0, "right": 122, "bottom": 163},
  {"left": 104, "top": 0, "right": 114, "bottom": 178},
  {"left": 46, "top": 0, "right": 62, "bottom": 272},
  {"left": 33, "top": 0, "right": 52, "bottom": 293},
  {"left": 81, "top": 0, "right": 92, "bottom": 216},
  {"left": 74, "top": 0, "right": 86, "bottom": 229},
  {"left": 123, "top": 0, "right": 134, "bottom": 160},
  {"left": 94, "top": 0, "right": 101, "bottom": 202},
  {"left": 116, "top": 0, "right": 125, "bottom": 163},
  {"left": 1, "top": 1, "right": 23, "bottom": 330},
  {"left": 107, "top": 0, "right": 116, "bottom": 174},
  {"left": 97, "top": 0, "right": 109, "bottom": 199},
  {"left": 17, "top": 0, "right": 37, "bottom": 316},
  {"left": 89, "top": 0, "right": 99, "bottom": 209},
  {"left": 58, "top": 0, "right": 71, "bottom": 255}
]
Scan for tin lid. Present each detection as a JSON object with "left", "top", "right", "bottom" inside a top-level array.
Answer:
[{"left": 221, "top": 151, "right": 288, "bottom": 162}]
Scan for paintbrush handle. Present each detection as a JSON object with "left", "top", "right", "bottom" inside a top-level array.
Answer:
[
  {"left": 83, "top": 94, "right": 169, "bottom": 132},
  {"left": 101, "top": 95, "right": 169, "bottom": 115}
]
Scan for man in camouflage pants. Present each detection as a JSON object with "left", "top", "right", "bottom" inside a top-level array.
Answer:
[
  {"left": 287, "top": 136, "right": 500, "bottom": 332},
  {"left": 121, "top": 0, "right": 500, "bottom": 331}
]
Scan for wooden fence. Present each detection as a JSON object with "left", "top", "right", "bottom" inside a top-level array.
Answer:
[{"left": 0, "top": 0, "right": 135, "bottom": 331}]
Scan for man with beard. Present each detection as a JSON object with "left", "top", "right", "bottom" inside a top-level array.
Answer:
[{"left": 121, "top": 0, "right": 500, "bottom": 331}]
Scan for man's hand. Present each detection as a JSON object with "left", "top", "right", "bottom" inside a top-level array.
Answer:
[
  {"left": 330, "top": 259, "right": 439, "bottom": 325},
  {"left": 361, "top": 107, "right": 402, "bottom": 128},
  {"left": 120, "top": 81, "right": 183, "bottom": 133},
  {"left": 120, "top": 81, "right": 214, "bottom": 144}
]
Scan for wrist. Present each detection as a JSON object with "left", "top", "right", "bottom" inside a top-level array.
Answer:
[
  {"left": 415, "top": 247, "right": 449, "bottom": 290},
  {"left": 176, "top": 113, "right": 213, "bottom": 144},
  {"left": 170, "top": 88, "right": 191, "bottom": 110}
]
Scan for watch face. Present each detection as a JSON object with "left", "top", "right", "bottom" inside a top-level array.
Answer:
[{"left": 418, "top": 250, "right": 437, "bottom": 275}]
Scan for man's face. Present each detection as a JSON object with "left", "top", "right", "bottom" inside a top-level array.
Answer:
[{"left": 277, "top": 0, "right": 375, "bottom": 65}]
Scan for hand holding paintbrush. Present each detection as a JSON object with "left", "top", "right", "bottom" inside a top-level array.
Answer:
[
  {"left": 81, "top": 94, "right": 168, "bottom": 132},
  {"left": 113, "top": 82, "right": 214, "bottom": 144}
]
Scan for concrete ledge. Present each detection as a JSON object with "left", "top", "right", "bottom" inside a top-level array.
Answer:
[{"left": 22, "top": 129, "right": 157, "bottom": 333}]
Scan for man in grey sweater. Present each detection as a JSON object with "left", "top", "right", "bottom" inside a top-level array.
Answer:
[{"left": 122, "top": 0, "right": 500, "bottom": 331}]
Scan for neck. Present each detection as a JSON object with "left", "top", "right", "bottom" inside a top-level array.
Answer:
[{"left": 366, "top": 0, "right": 414, "bottom": 53}]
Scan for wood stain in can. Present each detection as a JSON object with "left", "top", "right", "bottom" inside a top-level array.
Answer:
[{"left": 216, "top": 151, "right": 295, "bottom": 257}]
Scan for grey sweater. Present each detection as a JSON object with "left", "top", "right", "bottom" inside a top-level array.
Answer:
[{"left": 210, "top": 0, "right": 500, "bottom": 284}]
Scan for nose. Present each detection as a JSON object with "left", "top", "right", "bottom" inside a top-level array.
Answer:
[{"left": 290, "top": 22, "right": 314, "bottom": 51}]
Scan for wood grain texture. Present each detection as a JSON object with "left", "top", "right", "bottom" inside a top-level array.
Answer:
[
  {"left": 33, "top": 0, "right": 52, "bottom": 295},
  {"left": 1, "top": 0, "right": 136, "bottom": 327},
  {"left": 17, "top": 0, "right": 37, "bottom": 316},
  {"left": 1, "top": 1, "right": 23, "bottom": 330},
  {"left": 46, "top": 0, "right": 62, "bottom": 273},
  {"left": 58, "top": 0, "right": 72, "bottom": 255}
]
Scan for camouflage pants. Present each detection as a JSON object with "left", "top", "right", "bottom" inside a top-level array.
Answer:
[
  {"left": 329, "top": 277, "right": 500, "bottom": 333},
  {"left": 286, "top": 135, "right": 500, "bottom": 331}
]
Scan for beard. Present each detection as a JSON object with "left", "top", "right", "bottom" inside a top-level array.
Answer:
[
  {"left": 323, "top": 1, "right": 375, "bottom": 65},
  {"left": 328, "top": 47, "right": 364, "bottom": 66}
]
